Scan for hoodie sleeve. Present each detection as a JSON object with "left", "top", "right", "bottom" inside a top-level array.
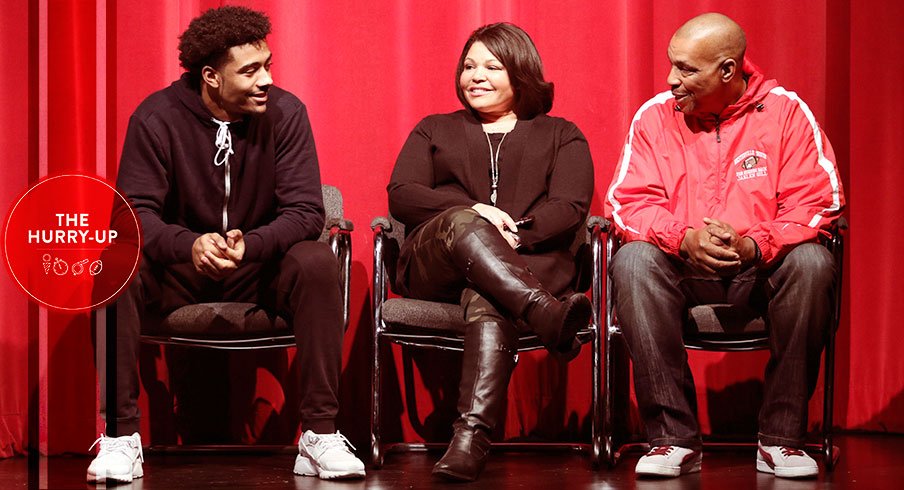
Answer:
[
  {"left": 242, "top": 102, "right": 325, "bottom": 262},
  {"left": 117, "top": 113, "right": 200, "bottom": 264},
  {"left": 743, "top": 96, "right": 845, "bottom": 266},
  {"left": 604, "top": 106, "right": 691, "bottom": 257}
]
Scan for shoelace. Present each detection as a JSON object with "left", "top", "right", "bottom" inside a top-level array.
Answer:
[
  {"left": 213, "top": 118, "right": 234, "bottom": 167},
  {"left": 312, "top": 432, "right": 357, "bottom": 452},
  {"left": 89, "top": 433, "right": 144, "bottom": 462},
  {"left": 647, "top": 446, "right": 675, "bottom": 456},
  {"left": 779, "top": 446, "right": 805, "bottom": 457}
]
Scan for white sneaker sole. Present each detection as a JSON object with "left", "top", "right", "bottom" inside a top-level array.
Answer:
[
  {"left": 756, "top": 458, "right": 818, "bottom": 478},
  {"left": 86, "top": 459, "right": 143, "bottom": 483},
  {"left": 294, "top": 454, "right": 365, "bottom": 480},
  {"left": 635, "top": 454, "right": 702, "bottom": 477}
]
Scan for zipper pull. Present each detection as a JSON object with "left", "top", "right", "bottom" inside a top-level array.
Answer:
[{"left": 715, "top": 120, "right": 721, "bottom": 143}]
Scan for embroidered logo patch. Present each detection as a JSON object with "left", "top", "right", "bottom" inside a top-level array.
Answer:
[{"left": 734, "top": 150, "right": 769, "bottom": 181}]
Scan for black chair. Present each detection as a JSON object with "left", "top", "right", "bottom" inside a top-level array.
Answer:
[
  {"left": 601, "top": 218, "right": 847, "bottom": 470},
  {"left": 102, "top": 184, "right": 352, "bottom": 447},
  {"left": 369, "top": 213, "right": 606, "bottom": 468}
]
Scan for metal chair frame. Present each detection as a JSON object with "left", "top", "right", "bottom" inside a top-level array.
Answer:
[
  {"left": 601, "top": 218, "right": 847, "bottom": 470},
  {"left": 370, "top": 214, "right": 606, "bottom": 468}
]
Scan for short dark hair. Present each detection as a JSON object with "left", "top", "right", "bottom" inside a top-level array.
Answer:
[
  {"left": 178, "top": 6, "right": 271, "bottom": 85},
  {"left": 455, "top": 23, "right": 554, "bottom": 120}
]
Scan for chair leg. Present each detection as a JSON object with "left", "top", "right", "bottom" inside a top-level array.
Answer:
[
  {"left": 823, "top": 321, "right": 837, "bottom": 471},
  {"left": 603, "top": 327, "right": 616, "bottom": 467},
  {"left": 590, "top": 325, "right": 602, "bottom": 467},
  {"left": 371, "top": 333, "right": 384, "bottom": 468}
]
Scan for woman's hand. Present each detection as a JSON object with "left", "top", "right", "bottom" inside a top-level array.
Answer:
[{"left": 472, "top": 203, "right": 520, "bottom": 248}]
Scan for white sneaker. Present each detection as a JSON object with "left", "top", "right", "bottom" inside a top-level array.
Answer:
[
  {"left": 635, "top": 445, "right": 702, "bottom": 477},
  {"left": 757, "top": 442, "right": 818, "bottom": 478},
  {"left": 294, "top": 430, "right": 365, "bottom": 480},
  {"left": 86, "top": 432, "right": 144, "bottom": 483}
]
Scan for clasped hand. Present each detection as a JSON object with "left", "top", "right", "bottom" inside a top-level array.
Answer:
[
  {"left": 680, "top": 217, "right": 756, "bottom": 276},
  {"left": 471, "top": 203, "right": 521, "bottom": 249},
  {"left": 192, "top": 229, "right": 245, "bottom": 279}
]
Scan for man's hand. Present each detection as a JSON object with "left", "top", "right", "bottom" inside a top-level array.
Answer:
[
  {"left": 192, "top": 232, "right": 238, "bottom": 279},
  {"left": 224, "top": 229, "right": 245, "bottom": 263},
  {"left": 702, "top": 217, "right": 758, "bottom": 268},
  {"left": 680, "top": 227, "right": 741, "bottom": 275},
  {"left": 472, "top": 203, "right": 519, "bottom": 248}
]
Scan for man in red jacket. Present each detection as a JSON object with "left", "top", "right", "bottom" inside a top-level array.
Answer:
[{"left": 604, "top": 13, "right": 844, "bottom": 479}]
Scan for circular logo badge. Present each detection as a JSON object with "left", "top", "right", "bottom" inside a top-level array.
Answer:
[{"left": 3, "top": 174, "right": 141, "bottom": 312}]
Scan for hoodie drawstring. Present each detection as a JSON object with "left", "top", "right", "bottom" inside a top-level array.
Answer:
[{"left": 213, "top": 118, "right": 233, "bottom": 232}]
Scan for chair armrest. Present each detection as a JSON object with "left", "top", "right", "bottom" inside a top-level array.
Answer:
[
  {"left": 587, "top": 215, "right": 610, "bottom": 234},
  {"left": 372, "top": 218, "right": 391, "bottom": 334},
  {"left": 327, "top": 217, "right": 355, "bottom": 232},
  {"left": 833, "top": 216, "right": 848, "bottom": 232},
  {"left": 589, "top": 216, "right": 605, "bottom": 334},
  {"left": 326, "top": 220, "right": 353, "bottom": 332},
  {"left": 370, "top": 216, "right": 392, "bottom": 232}
]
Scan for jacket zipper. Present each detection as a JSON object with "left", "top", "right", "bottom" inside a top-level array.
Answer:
[
  {"left": 715, "top": 120, "right": 722, "bottom": 143},
  {"left": 222, "top": 160, "right": 230, "bottom": 232}
]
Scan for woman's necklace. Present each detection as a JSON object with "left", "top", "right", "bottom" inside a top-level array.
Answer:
[{"left": 485, "top": 131, "right": 508, "bottom": 206}]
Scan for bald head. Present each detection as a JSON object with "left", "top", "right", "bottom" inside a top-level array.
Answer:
[
  {"left": 672, "top": 13, "right": 746, "bottom": 65},
  {"left": 666, "top": 13, "right": 749, "bottom": 117}
]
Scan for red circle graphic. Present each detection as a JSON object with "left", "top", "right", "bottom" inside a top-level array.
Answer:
[{"left": 3, "top": 174, "right": 141, "bottom": 311}]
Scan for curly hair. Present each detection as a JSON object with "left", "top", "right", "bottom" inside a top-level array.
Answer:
[
  {"left": 455, "top": 23, "right": 554, "bottom": 120},
  {"left": 178, "top": 6, "right": 271, "bottom": 84}
]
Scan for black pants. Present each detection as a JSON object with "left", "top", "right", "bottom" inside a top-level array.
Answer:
[{"left": 105, "top": 240, "right": 344, "bottom": 436}]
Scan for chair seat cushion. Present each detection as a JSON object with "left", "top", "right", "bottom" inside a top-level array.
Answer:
[
  {"left": 380, "top": 297, "right": 595, "bottom": 351},
  {"left": 686, "top": 304, "right": 766, "bottom": 337},
  {"left": 149, "top": 302, "right": 290, "bottom": 339},
  {"left": 381, "top": 298, "right": 468, "bottom": 334}
]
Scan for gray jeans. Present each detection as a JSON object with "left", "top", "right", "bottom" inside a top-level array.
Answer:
[{"left": 610, "top": 241, "right": 834, "bottom": 450}]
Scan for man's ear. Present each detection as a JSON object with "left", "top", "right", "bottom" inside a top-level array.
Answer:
[
  {"left": 201, "top": 66, "right": 220, "bottom": 89},
  {"left": 720, "top": 58, "right": 738, "bottom": 82}
]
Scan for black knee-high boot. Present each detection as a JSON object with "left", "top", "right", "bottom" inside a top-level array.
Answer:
[
  {"left": 451, "top": 222, "right": 590, "bottom": 354},
  {"left": 432, "top": 321, "right": 518, "bottom": 481}
]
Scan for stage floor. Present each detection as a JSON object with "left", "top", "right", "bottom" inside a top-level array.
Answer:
[{"left": 1, "top": 433, "right": 901, "bottom": 489}]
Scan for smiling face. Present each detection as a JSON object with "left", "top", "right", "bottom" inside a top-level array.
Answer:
[
  {"left": 202, "top": 41, "right": 273, "bottom": 121},
  {"left": 666, "top": 35, "right": 729, "bottom": 116},
  {"left": 458, "top": 41, "right": 515, "bottom": 122}
]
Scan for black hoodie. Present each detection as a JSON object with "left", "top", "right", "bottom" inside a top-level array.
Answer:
[{"left": 116, "top": 73, "right": 324, "bottom": 265}]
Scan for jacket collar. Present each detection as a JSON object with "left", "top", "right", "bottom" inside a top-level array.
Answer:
[{"left": 684, "top": 58, "right": 779, "bottom": 130}]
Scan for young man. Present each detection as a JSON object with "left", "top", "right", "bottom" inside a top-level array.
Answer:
[
  {"left": 87, "top": 6, "right": 364, "bottom": 483},
  {"left": 605, "top": 13, "right": 844, "bottom": 479}
]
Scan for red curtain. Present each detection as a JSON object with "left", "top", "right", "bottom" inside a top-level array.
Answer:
[
  {"left": 1, "top": 0, "right": 902, "bottom": 455},
  {"left": 0, "top": 0, "right": 31, "bottom": 460}
]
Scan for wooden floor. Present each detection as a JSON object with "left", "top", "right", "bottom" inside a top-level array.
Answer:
[{"left": 1, "top": 434, "right": 901, "bottom": 489}]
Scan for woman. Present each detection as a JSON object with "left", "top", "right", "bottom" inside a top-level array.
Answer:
[{"left": 387, "top": 23, "right": 594, "bottom": 481}]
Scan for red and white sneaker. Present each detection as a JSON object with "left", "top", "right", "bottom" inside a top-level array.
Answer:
[
  {"left": 635, "top": 445, "right": 702, "bottom": 477},
  {"left": 757, "top": 442, "right": 818, "bottom": 478}
]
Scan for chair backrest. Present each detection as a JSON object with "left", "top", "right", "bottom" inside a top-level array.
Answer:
[
  {"left": 381, "top": 214, "right": 406, "bottom": 296},
  {"left": 319, "top": 184, "right": 346, "bottom": 243}
]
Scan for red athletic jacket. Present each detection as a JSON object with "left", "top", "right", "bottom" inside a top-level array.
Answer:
[{"left": 604, "top": 59, "right": 845, "bottom": 266}]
